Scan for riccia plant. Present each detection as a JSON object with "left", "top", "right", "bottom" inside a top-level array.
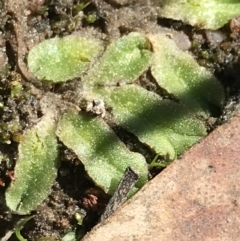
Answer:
[{"left": 5, "top": 31, "right": 225, "bottom": 215}]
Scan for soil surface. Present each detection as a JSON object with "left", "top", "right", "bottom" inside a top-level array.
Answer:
[{"left": 0, "top": 0, "right": 240, "bottom": 240}]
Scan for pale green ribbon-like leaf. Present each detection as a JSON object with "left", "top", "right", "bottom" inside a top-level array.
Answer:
[{"left": 158, "top": 0, "right": 240, "bottom": 30}]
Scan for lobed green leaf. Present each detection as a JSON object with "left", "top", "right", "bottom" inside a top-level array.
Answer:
[
  {"left": 5, "top": 113, "right": 59, "bottom": 214},
  {"left": 95, "top": 85, "right": 207, "bottom": 160},
  {"left": 85, "top": 32, "right": 152, "bottom": 86},
  {"left": 56, "top": 109, "right": 148, "bottom": 195},
  {"left": 149, "top": 34, "right": 225, "bottom": 117},
  {"left": 158, "top": 0, "right": 240, "bottom": 30},
  {"left": 28, "top": 35, "right": 103, "bottom": 83}
]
